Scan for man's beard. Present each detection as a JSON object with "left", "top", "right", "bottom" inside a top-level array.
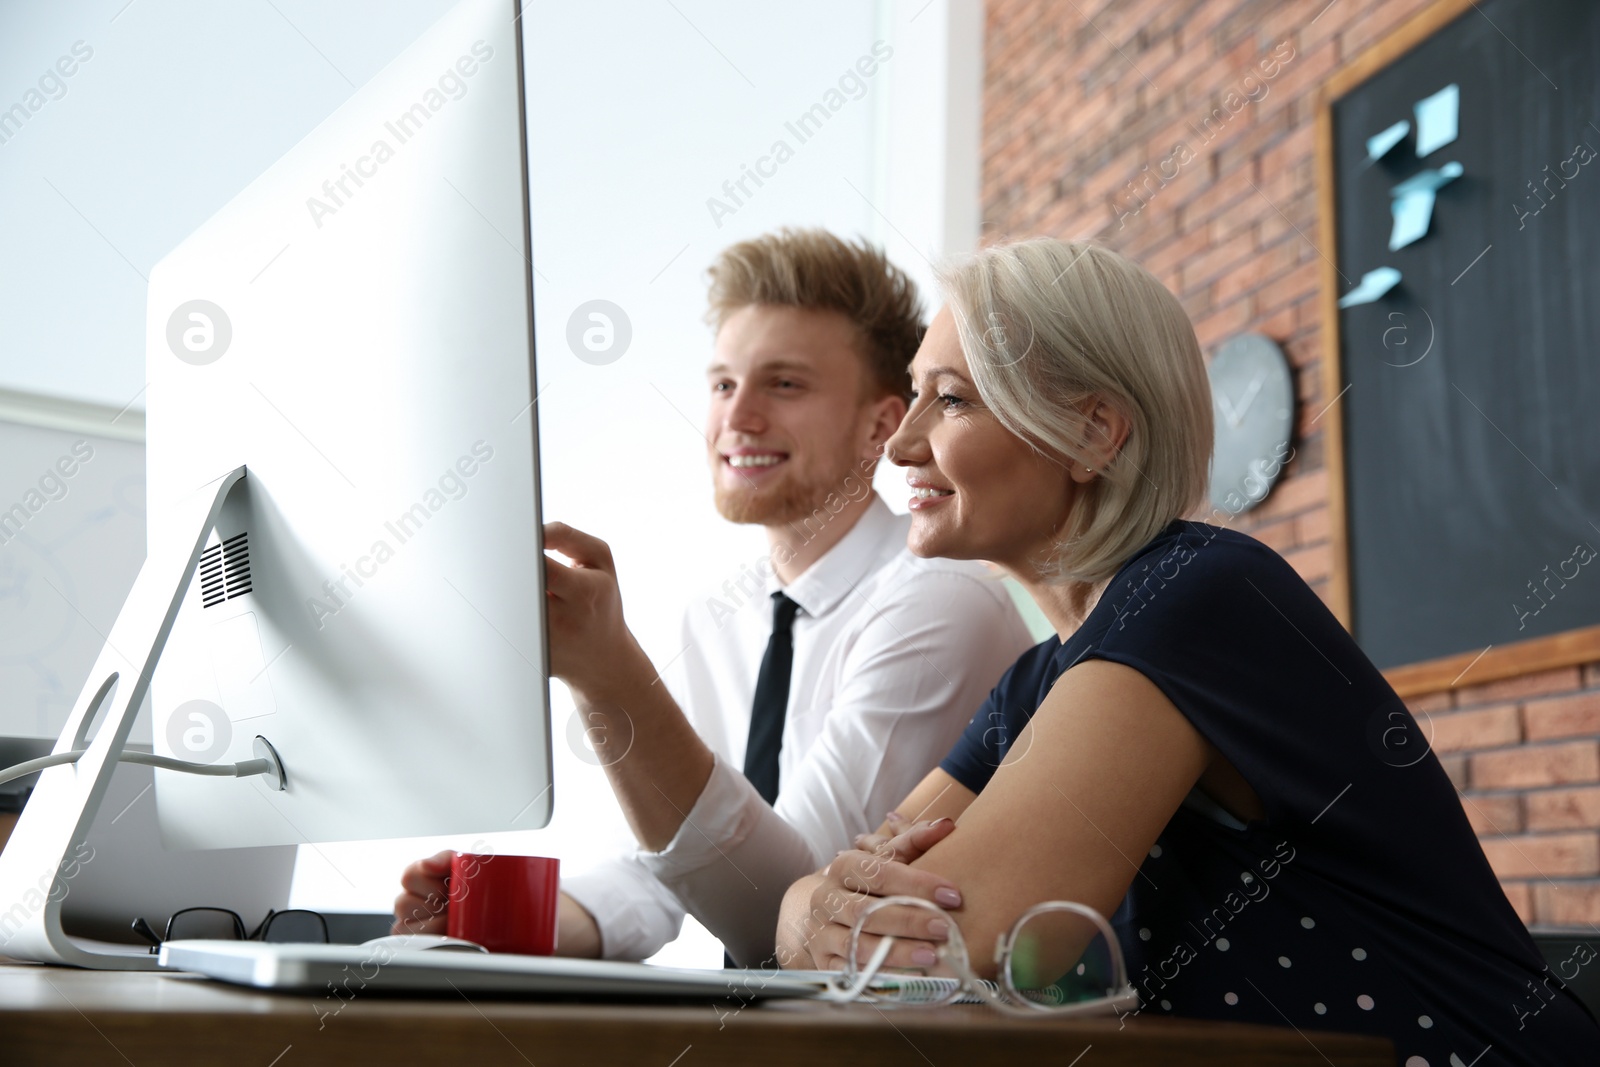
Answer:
[{"left": 713, "top": 443, "right": 864, "bottom": 526}]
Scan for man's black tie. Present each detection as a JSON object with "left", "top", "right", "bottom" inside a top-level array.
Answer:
[
  {"left": 725, "top": 592, "right": 799, "bottom": 969},
  {"left": 743, "top": 591, "right": 800, "bottom": 806}
]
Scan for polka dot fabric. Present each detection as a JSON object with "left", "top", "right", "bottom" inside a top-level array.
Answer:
[{"left": 941, "top": 522, "right": 1599, "bottom": 1064}]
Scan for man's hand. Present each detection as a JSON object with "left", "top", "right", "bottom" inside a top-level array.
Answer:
[
  {"left": 777, "top": 817, "right": 962, "bottom": 971},
  {"left": 543, "top": 522, "right": 652, "bottom": 699},
  {"left": 392, "top": 850, "right": 452, "bottom": 935},
  {"left": 393, "top": 852, "right": 603, "bottom": 959}
]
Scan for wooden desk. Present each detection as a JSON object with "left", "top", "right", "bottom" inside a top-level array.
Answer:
[{"left": 0, "top": 960, "right": 1394, "bottom": 1066}]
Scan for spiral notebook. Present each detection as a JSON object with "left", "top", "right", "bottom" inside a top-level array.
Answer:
[{"left": 786, "top": 969, "right": 1130, "bottom": 1011}]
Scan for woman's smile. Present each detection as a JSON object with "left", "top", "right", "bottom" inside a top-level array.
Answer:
[
  {"left": 885, "top": 307, "right": 1080, "bottom": 571},
  {"left": 906, "top": 474, "right": 955, "bottom": 510}
]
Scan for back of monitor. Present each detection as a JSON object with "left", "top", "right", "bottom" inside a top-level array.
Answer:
[{"left": 145, "top": 0, "right": 551, "bottom": 850}]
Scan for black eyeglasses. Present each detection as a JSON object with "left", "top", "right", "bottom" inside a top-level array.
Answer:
[{"left": 132, "top": 907, "right": 329, "bottom": 953}]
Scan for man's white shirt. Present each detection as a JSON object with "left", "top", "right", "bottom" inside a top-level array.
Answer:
[{"left": 561, "top": 496, "right": 1036, "bottom": 963}]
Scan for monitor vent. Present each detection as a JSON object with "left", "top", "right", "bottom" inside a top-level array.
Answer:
[{"left": 200, "top": 532, "right": 253, "bottom": 608}]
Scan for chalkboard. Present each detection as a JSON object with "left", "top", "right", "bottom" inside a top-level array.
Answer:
[{"left": 1323, "top": 0, "right": 1600, "bottom": 671}]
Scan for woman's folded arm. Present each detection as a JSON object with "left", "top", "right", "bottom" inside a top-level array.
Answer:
[
  {"left": 907, "top": 658, "right": 1213, "bottom": 976},
  {"left": 779, "top": 659, "right": 1218, "bottom": 977}
]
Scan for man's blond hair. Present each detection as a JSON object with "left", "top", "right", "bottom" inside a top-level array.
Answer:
[{"left": 706, "top": 228, "right": 923, "bottom": 400}]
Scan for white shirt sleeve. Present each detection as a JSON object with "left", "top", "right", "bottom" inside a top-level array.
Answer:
[
  {"left": 638, "top": 570, "right": 1032, "bottom": 965},
  {"left": 560, "top": 855, "right": 687, "bottom": 961},
  {"left": 635, "top": 752, "right": 812, "bottom": 966}
]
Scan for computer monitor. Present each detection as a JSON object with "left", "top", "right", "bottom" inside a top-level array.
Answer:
[
  {"left": 0, "top": 0, "right": 550, "bottom": 966},
  {"left": 146, "top": 0, "right": 550, "bottom": 850}
]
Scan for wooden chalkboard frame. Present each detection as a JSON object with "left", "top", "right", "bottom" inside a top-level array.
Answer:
[{"left": 1315, "top": 0, "right": 1600, "bottom": 699}]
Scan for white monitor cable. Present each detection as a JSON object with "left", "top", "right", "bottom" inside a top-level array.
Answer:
[{"left": 0, "top": 736, "right": 286, "bottom": 791}]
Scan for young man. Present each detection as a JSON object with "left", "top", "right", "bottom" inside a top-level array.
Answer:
[{"left": 395, "top": 229, "right": 1034, "bottom": 964}]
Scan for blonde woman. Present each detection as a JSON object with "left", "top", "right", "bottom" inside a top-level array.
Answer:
[{"left": 777, "top": 240, "right": 1597, "bottom": 1064}]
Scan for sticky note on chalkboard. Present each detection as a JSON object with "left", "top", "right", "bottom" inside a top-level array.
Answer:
[
  {"left": 1414, "top": 85, "right": 1459, "bottom": 156},
  {"left": 1366, "top": 120, "right": 1410, "bottom": 162},
  {"left": 1387, "top": 162, "right": 1463, "bottom": 250},
  {"left": 1389, "top": 191, "right": 1436, "bottom": 250},
  {"left": 1392, "top": 161, "right": 1464, "bottom": 197},
  {"left": 1337, "top": 267, "right": 1402, "bottom": 308}
]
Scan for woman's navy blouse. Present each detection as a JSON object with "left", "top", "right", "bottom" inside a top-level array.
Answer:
[{"left": 940, "top": 521, "right": 1597, "bottom": 1065}]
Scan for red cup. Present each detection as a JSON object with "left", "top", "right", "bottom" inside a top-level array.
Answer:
[{"left": 446, "top": 852, "right": 560, "bottom": 955}]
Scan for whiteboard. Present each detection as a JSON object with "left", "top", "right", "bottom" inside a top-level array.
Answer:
[{"left": 0, "top": 388, "right": 148, "bottom": 741}]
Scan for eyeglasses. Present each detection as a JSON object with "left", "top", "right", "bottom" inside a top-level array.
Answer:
[
  {"left": 131, "top": 907, "right": 329, "bottom": 954},
  {"left": 821, "top": 896, "right": 1138, "bottom": 1018}
]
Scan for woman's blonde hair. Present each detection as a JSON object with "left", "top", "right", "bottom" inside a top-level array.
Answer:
[{"left": 937, "top": 238, "right": 1213, "bottom": 586}]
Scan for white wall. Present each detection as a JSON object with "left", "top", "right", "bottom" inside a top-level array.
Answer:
[{"left": 0, "top": 0, "right": 982, "bottom": 966}]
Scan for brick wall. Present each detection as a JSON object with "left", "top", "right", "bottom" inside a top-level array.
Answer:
[
  {"left": 1431, "top": 666, "right": 1600, "bottom": 925},
  {"left": 979, "top": 0, "right": 1600, "bottom": 926}
]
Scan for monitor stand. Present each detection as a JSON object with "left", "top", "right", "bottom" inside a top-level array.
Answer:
[{"left": 0, "top": 466, "right": 274, "bottom": 969}]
